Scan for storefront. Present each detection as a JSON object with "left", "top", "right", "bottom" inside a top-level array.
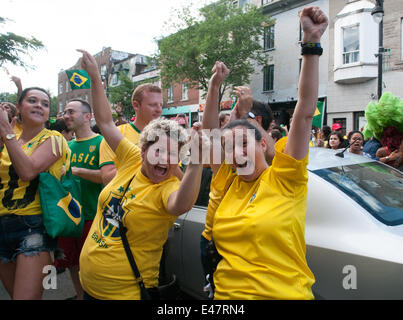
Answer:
[{"left": 162, "top": 104, "right": 200, "bottom": 126}]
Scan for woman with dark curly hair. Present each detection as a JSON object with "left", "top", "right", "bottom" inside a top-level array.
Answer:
[
  {"left": 347, "top": 130, "right": 365, "bottom": 155},
  {"left": 376, "top": 126, "right": 403, "bottom": 169}
]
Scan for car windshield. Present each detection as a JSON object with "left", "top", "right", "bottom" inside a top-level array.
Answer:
[{"left": 312, "top": 162, "right": 403, "bottom": 226}]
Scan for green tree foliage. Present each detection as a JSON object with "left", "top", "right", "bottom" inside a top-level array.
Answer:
[
  {"left": 108, "top": 71, "right": 137, "bottom": 120},
  {"left": 0, "top": 92, "right": 18, "bottom": 104},
  {"left": 154, "top": 0, "right": 272, "bottom": 104},
  {"left": 49, "top": 96, "right": 58, "bottom": 118},
  {"left": 0, "top": 17, "right": 44, "bottom": 69}
]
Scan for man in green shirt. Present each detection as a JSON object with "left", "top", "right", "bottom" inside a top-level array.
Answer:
[{"left": 55, "top": 99, "right": 103, "bottom": 300}]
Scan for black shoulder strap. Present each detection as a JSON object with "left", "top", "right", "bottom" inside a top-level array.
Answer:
[
  {"left": 118, "top": 174, "right": 151, "bottom": 299},
  {"left": 119, "top": 220, "right": 150, "bottom": 299}
]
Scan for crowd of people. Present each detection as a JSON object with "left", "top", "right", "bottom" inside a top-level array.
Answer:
[
  {"left": 306, "top": 123, "right": 403, "bottom": 170},
  {"left": 0, "top": 6, "right": 401, "bottom": 300}
]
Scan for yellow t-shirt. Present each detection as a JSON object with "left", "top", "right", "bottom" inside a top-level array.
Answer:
[
  {"left": 79, "top": 137, "right": 180, "bottom": 300},
  {"left": 0, "top": 129, "right": 71, "bottom": 216},
  {"left": 99, "top": 122, "right": 141, "bottom": 168},
  {"left": 201, "top": 165, "right": 236, "bottom": 241},
  {"left": 212, "top": 137, "right": 315, "bottom": 300},
  {"left": 13, "top": 122, "right": 23, "bottom": 137}
]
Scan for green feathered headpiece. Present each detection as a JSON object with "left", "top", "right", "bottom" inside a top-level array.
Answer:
[{"left": 362, "top": 92, "right": 403, "bottom": 140}]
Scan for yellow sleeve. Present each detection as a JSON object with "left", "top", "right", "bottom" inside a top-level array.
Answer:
[
  {"left": 43, "top": 131, "right": 71, "bottom": 180},
  {"left": 202, "top": 163, "right": 236, "bottom": 241},
  {"left": 269, "top": 137, "right": 309, "bottom": 198},
  {"left": 99, "top": 124, "right": 141, "bottom": 168},
  {"left": 160, "top": 179, "right": 181, "bottom": 213},
  {"left": 99, "top": 138, "right": 116, "bottom": 168},
  {"left": 114, "top": 138, "right": 141, "bottom": 172}
]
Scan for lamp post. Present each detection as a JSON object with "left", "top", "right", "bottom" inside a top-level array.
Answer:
[{"left": 371, "top": 0, "right": 384, "bottom": 100}]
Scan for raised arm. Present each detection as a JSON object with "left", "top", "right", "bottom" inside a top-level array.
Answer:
[
  {"left": 202, "top": 62, "right": 230, "bottom": 130},
  {"left": 203, "top": 62, "right": 229, "bottom": 175},
  {"left": 78, "top": 49, "right": 123, "bottom": 152},
  {"left": 284, "top": 7, "right": 328, "bottom": 160},
  {"left": 167, "top": 123, "right": 204, "bottom": 215}
]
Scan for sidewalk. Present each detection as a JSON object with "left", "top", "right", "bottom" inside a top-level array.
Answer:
[{"left": 0, "top": 270, "right": 76, "bottom": 300}]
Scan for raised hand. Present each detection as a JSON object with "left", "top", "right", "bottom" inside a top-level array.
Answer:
[
  {"left": 209, "top": 61, "right": 230, "bottom": 88},
  {"left": 76, "top": 49, "right": 100, "bottom": 79},
  {"left": 189, "top": 122, "right": 210, "bottom": 165},
  {"left": 300, "top": 6, "right": 328, "bottom": 43},
  {"left": 0, "top": 105, "right": 12, "bottom": 138},
  {"left": 233, "top": 86, "right": 253, "bottom": 118}
]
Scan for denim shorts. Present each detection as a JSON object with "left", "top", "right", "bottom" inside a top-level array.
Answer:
[{"left": 0, "top": 214, "right": 58, "bottom": 264}]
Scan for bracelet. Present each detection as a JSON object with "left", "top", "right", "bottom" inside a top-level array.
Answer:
[{"left": 301, "top": 42, "right": 323, "bottom": 56}]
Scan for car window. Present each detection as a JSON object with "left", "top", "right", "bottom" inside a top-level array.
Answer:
[
  {"left": 195, "top": 167, "right": 213, "bottom": 207},
  {"left": 312, "top": 162, "right": 403, "bottom": 226}
]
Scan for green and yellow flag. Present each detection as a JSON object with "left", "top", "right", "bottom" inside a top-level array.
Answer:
[
  {"left": 312, "top": 100, "right": 325, "bottom": 128},
  {"left": 66, "top": 69, "right": 91, "bottom": 90}
]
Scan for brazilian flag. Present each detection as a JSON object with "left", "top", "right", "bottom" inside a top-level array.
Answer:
[
  {"left": 66, "top": 69, "right": 91, "bottom": 90},
  {"left": 312, "top": 100, "right": 325, "bottom": 128}
]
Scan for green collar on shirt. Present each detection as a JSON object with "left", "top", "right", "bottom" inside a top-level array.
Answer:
[{"left": 129, "top": 122, "right": 141, "bottom": 133}]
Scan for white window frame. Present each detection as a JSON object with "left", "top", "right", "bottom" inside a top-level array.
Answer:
[
  {"left": 342, "top": 24, "right": 360, "bottom": 65},
  {"left": 167, "top": 86, "right": 174, "bottom": 103},
  {"left": 401, "top": 18, "right": 403, "bottom": 61},
  {"left": 181, "top": 83, "right": 188, "bottom": 101}
]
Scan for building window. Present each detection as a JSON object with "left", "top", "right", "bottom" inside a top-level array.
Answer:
[
  {"left": 264, "top": 25, "right": 275, "bottom": 50},
  {"left": 263, "top": 65, "right": 274, "bottom": 92},
  {"left": 354, "top": 111, "right": 366, "bottom": 131},
  {"left": 181, "top": 83, "right": 188, "bottom": 101},
  {"left": 111, "top": 73, "right": 118, "bottom": 85},
  {"left": 100, "top": 65, "right": 107, "bottom": 77},
  {"left": 167, "top": 86, "right": 174, "bottom": 103},
  {"left": 85, "top": 94, "right": 89, "bottom": 101},
  {"left": 343, "top": 25, "right": 360, "bottom": 64},
  {"left": 401, "top": 18, "right": 403, "bottom": 61},
  {"left": 65, "top": 81, "right": 69, "bottom": 92},
  {"left": 333, "top": 118, "right": 346, "bottom": 136},
  {"left": 262, "top": 0, "right": 273, "bottom": 5},
  {"left": 59, "top": 82, "right": 63, "bottom": 94}
]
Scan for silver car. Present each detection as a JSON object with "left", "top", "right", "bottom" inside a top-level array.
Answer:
[{"left": 164, "top": 147, "right": 403, "bottom": 299}]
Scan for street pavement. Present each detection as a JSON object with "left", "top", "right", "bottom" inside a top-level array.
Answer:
[{"left": 0, "top": 269, "right": 76, "bottom": 300}]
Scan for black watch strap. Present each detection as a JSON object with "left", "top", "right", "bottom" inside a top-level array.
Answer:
[
  {"left": 301, "top": 46, "right": 323, "bottom": 56},
  {"left": 301, "top": 42, "right": 323, "bottom": 56}
]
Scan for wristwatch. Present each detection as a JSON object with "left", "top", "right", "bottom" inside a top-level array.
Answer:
[
  {"left": 385, "top": 156, "right": 390, "bottom": 162},
  {"left": 243, "top": 112, "right": 255, "bottom": 120},
  {"left": 5, "top": 133, "right": 16, "bottom": 141}
]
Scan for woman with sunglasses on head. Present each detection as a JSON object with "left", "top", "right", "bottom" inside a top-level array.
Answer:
[
  {"left": 202, "top": 7, "right": 328, "bottom": 299},
  {"left": 0, "top": 87, "right": 70, "bottom": 299}
]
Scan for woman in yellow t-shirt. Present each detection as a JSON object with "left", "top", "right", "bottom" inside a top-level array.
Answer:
[
  {"left": 0, "top": 87, "right": 70, "bottom": 299},
  {"left": 77, "top": 50, "right": 204, "bottom": 300},
  {"left": 202, "top": 7, "right": 328, "bottom": 299}
]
